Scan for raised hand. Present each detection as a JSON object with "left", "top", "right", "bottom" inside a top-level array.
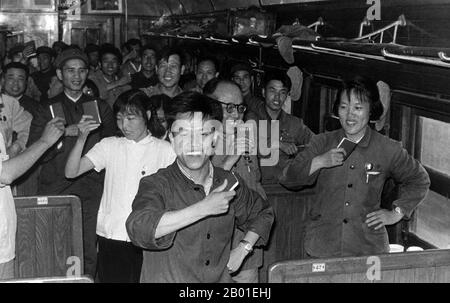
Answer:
[
  {"left": 118, "top": 72, "right": 132, "bottom": 86},
  {"left": 39, "top": 117, "right": 65, "bottom": 147},
  {"left": 77, "top": 115, "right": 100, "bottom": 140},
  {"left": 318, "top": 148, "right": 346, "bottom": 168},
  {"left": 280, "top": 142, "right": 298, "bottom": 156},
  {"left": 198, "top": 179, "right": 236, "bottom": 216}
]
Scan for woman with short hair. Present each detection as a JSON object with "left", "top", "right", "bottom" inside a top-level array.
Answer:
[
  {"left": 280, "top": 76, "right": 430, "bottom": 258},
  {"left": 65, "top": 89, "right": 176, "bottom": 282}
]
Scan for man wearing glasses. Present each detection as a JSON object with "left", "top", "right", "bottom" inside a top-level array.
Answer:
[
  {"left": 204, "top": 79, "right": 268, "bottom": 283},
  {"left": 28, "top": 48, "right": 116, "bottom": 279},
  {"left": 246, "top": 71, "right": 315, "bottom": 184},
  {"left": 126, "top": 91, "right": 274, "bottom": 283}
]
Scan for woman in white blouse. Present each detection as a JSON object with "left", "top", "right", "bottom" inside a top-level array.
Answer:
[{"left": 65, "top": 89, "right": 176, "bottom": 282}]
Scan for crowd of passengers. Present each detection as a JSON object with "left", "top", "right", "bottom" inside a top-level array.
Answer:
[{"left": 0, "top": 38, "right": 430, "bottom": 282}]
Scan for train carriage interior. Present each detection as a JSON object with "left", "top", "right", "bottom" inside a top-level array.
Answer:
[{"left": 0, "top": 0, "right": 450, "bottom": 284}]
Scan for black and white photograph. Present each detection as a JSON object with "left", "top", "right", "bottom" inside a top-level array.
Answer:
[{"left": 0, "top": 0, "right": 449, "bottom": 295}]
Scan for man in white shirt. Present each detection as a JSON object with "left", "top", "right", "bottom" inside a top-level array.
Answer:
[{"left": 0, "top": 62, "right": 33, "bottom": 158}]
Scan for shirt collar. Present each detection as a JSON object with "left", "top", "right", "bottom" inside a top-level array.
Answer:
[
  {"left": 176, "top": 159, "right": 214, "bottom": 192},
  {"left": 264, "top": 106, "right": 285, "bottom": 121},
  {"left": 102, "top": 74, "right": 118, "bottom": 84},
  {"left": 64, "top": 91, "right": 83, "bottom": 103},
  {"left": 130, "top": 61, "right": 142, "bottom": 73},
  {"left": 338, "top": 126, "right": 372, "bottom": 148},
  {"left": 124, "top": 133, "right": 153, "bottom": 145},
  {"left": 357, "top": 126, "right": 372, "bottom": 148},
  {"left": 156, "top": 83, "right": 183, "bottom": 97}
]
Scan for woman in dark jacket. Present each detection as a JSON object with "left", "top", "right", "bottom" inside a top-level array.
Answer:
[{"left": 279, "top": 76, "right": 430, "bottom": 258}]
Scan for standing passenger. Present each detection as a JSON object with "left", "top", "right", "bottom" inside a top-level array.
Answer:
[
  {"left": 148, "top": 94, "right": 171, "bottom": 140},
  {"left": 85, "top": 44, "right": 100, "bottom": 74},
  {"left": 0, "top": 63, "right": 33, "bottom": 158},
  {"left": 186, "top": 57, "right": 219, "bottom": 93},
  {"left": 1, "top": 62, "right": 42, "bottom": 195},
  {"left": 65, "top": 89, "right": 176, "bottom": 282},
  {"left": 247, "top": 71, "right": 314, "bottom": 184},
  {"left": 126, "top": 91, "right": 274, "bottom": 283},
  {"left": 89, "top": 44, "right": 131, "bottom": 108},
  {"left": 130, "top": 45, "right": 159, "bottom": 89},
  {"left": 31, "top": 46, "right": 56, "bottom": 103},
  {"left": 141, "top": 47, "right": 184, "bottom": 98},
  {"left": 279, "top": 76, "right": 430, "bottom": 257},
  {"left": 28, "top": 48, "right": 116, "bottom": 278},
  {"left": 230, "top": 63, "right": 263, "bottom": 115},
  {"left": 0, "top": 118, "right": 64, "bottom": 280},
  {"left": 206, "top": 79, "right": 267, "bottom": 283},
  {"left": 121, "top": 39, "right": 143, "bottom": 76}
]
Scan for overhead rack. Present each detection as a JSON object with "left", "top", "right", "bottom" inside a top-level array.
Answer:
[{"left": 142, "top": 15, "right": 450, "bottom": 69}]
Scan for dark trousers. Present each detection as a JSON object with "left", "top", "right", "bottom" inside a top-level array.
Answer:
[{"left": 97, "top": 236, "right": 143, "bottom": 283}]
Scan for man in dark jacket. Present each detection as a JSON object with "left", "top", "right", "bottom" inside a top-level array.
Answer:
[
  {"left": 31, "top": 46, "right": 56, "bottom": 103},
  {"left": 28, "top": 48, "right": 116, "bottom": 279},
  {"left": 126, "top": 91, "right": 274, "bottom": 283}
]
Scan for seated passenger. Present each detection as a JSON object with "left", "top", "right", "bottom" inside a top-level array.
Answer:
[
  {"left": 89, "top": 44, "right": 132, "bottom": 108},
  {"left": 279, "top": 76, "right": 430, "bottom": 258},
  {"left": 126, "top": 91, "right": 274, "bottom": 283},
  {"left": 130, "top": 44, "right": 158, "bottom": 89},
  {"left": 65, "top": 89, "right": 176, "bottom": 283},
  {"left": 141, "top": 47, "right": 184, "bottom": 98},
  {"left": 247, "top": 71, "right": 314, "bottom": 184}
]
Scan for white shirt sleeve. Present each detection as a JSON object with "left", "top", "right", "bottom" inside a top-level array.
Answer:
[
  {"left": 161, "top": 141, "right": 177, "bottom": 167},
  {"left": 0, "top": 158, "right": 5, "bottom": 188},
  {"left": 85, "top": 137, "right": 112, "bottom": 172}
]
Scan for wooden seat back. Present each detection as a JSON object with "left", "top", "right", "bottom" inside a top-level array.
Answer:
[
  {"left": 268, "top": 249, "right": 450, "bottom": 283},
  {"left": 14, "top": 196, "right": 83, "bottom": 279}
]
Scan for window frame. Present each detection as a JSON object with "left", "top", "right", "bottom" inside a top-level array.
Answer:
[
  {"left": 413, "top": 109, "right": 450, "bottom": 198},
  {"left": 391, "top": 90, "right": 450, "bottom": 247}
]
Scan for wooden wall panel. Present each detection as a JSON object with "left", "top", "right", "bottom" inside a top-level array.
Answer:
[{"left": 259, "top": 184, "right": 314, "bottom": 282}]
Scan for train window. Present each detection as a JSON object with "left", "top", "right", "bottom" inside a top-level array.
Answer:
[
  {"left": 419, "top": 117, "right": 450, "bottom": 177},
  {"left": 410, "top": 116, "right": 450, "bottom": 248}
]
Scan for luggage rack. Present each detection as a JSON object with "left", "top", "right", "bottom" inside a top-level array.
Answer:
[{"left": 142, "top": 14, "right": 450, "bottom": 69}]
